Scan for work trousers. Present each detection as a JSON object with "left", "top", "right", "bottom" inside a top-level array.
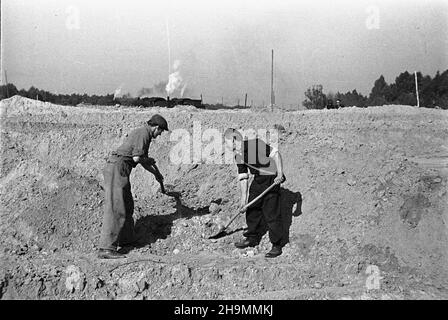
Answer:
[
  {"left": 243, "top": 175, "right": 284, "bottom": 246},
  {"left": 99, "top": 156, "right": 135, "bottom": 250}
]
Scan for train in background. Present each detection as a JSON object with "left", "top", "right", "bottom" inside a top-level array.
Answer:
[{"left": 139, "top": 96, "right": 203, "bottom": 108}]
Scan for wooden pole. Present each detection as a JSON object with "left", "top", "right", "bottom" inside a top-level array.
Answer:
[
  {"left": 270, "top": 49, "right": 274, "bottom": 106},
  {"left": 245, "top": 93, "right": 247, "bottom": 108},
  {"left": 414, "top": 71, "right": 420, "bottom": 108},
  {"left": 4, "top": 70, "right": 9, "bottom": 98}
]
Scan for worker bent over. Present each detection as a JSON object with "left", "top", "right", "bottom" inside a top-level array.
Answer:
[
  {"left": 98, "top": 114, "right": 169, "bottom": 259},
  {"left": 225, "top": 128, "right": 286, "bottom": 258}
]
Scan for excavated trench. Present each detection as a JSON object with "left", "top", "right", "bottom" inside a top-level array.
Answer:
[{"left": 0, "top": 96, "right": 447, "bottom": 300}]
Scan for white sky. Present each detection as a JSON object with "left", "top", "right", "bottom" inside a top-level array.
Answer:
[{"left": 1, "top": 0, "right": 447, "bottom": 106}]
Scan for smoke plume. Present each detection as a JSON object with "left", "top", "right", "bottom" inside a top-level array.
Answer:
[
  {"left": 113, "top": 85, "right": 123, "bottom": 100},
  {"left": 166, "top": 60, "right": 188, "bottom": 97},
  {"left": 138, "top": 60, "right": 192, "bottom": 98}
]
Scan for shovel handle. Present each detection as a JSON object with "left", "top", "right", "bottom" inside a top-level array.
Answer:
[
  {"left": 224, "top": 179, "right": 282, "bottom": 229},
  {"left": 159, "top": 182, "right": 166, "bottom": 194},
  {"left": 240, "top": 180, "right": 281, "bottom": 212}
]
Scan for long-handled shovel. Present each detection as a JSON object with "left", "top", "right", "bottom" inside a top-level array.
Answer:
[{"left": 208, "top": 178, "right": 284, "bottom": 239}]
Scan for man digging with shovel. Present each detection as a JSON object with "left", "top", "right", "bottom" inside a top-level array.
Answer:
[
  {"left": 98, "top": 114, "right": 169, "bottom": 259},
  {"left": 224, "top": 128, "right": 286, "bottom": 258}
]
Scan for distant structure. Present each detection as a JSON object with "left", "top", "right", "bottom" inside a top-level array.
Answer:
[
  {"left": 140, "top": 96, "right": 203, "bottom": 108},
  {"left": 270, "top": 49, "right": 275, "bottom": 107},
  {"left": 170, "top": 97, "right": 202, "bottom": 108},
  {"left": 140, "top": 97, "right": 168, "bottom": 107}
]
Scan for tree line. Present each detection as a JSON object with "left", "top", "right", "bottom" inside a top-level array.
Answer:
[
  {"left": 302, "top": 70, "right": 448, "bottom": 109},
  {"left": 0, "top": 85, "right": 148, "bottom": 107},
  {"left": 1, "top": 69, "right": 447, "bottom": 110}
]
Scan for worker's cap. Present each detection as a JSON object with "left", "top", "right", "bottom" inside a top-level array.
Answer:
[{"left": 148, "top": 114, "right": 169, "bottom": 132}]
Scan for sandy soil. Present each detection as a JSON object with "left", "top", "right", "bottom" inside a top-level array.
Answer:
[{"left": 0, "top": 96, "right": 447, "bottom": 300}]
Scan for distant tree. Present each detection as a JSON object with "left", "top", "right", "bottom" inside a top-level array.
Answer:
[
  {"left": 368, "top": 75, "right": 390, "bottom": 106},
  {"left": 326, "top": 91, "right": 336, "bottom": 102},
  {"left": 18, "top": 89, "right": 28, "bottom": 97},
  {"left": 433, "top": 70, "right": 448, "bottom": 109},
  {"left": 337, "top": 89, "right": 368, "bottom": 107},
  {"left": 394, "top": 71, "right": 415, "bottom": 93},
  {"left": 396, "top": 92, "right": 416, "bottom": 106},
  {"left": 27, "top": 86, "right": 41, "bottom": 100},
  {"left": 303, "top": 84, "right": 327, "bottom": 109},
  {"left": 0, "top": 83, "right": 18, "bottom": 100},
  {"left": 97, "top": 94, "right": 115, "bottom": 106},
  {"left": 325, "top": 91, "right": 337, "bottom": 108},
  {"left": 419, "top": 74, "right": 435, "bottom": 108},
  {"left": 68, "top": 94, "right": 81, "bottom": 106}
]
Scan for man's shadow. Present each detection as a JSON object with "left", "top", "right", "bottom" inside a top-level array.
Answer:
[
  {"left": 124, "top": 187, "right": 210, "bottom": 252},
  {"left": 279, "top": 187, "right": 303, "bottom": 246}
]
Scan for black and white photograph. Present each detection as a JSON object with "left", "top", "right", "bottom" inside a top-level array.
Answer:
[{"left": 0, "top": 0, "right": 447, "bottom": 304}]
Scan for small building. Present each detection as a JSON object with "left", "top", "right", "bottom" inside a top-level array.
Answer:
[
  {"left": 140, "top": 97, "right": 169, "bottom": 107},
  {"left": 170, "top": 98, "right": 203, "bottom": 108}
]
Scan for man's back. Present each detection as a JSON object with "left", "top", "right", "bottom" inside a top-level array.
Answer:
[
  {"left": 114, "top": 125, "right": 152, "bottom": 159},
  {"left": 236, "top": 138, "right": 278, "bottom": 176}
]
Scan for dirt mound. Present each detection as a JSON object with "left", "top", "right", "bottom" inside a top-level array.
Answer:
[{"left": 1, "top": 96, "right": 447, "bottom": 300}]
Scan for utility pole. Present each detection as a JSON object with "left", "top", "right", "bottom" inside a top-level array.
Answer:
[
  {"left": 245, "top": 93, "right": 248, "bottom": 108},
  {"left": 414, "top": 71, "right": 420, "bottom": 108},
  {"left": 270, "top": 49, "right": 275, "bottom": 106},
  {"left": 4, "top": 69, "right": 9, "bottom": 98}
]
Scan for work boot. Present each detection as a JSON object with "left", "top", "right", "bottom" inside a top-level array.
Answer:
[
  {"left": 265, "top": 245, "right": 282, "bottom": 258},
  {"left": 234, "top": 238, "right": 259, "bottom": 249},
  {"left": 97, "top": 248, "right": 126, "bottom": 259},
  {"left": 118, "top": 240, "right": 140, "bottom": 253}
]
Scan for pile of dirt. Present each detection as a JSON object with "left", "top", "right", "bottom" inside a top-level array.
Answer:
[{"left": 0, "top": 96, "right": 447, "bottom": 300}]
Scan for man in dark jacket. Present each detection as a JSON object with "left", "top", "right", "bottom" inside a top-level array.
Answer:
[
  {"left": 224, "top": 128, "right": 286, "bottom": 258},
  {"left": 98, "top": 114, "right": 169, "bottom": 259}
]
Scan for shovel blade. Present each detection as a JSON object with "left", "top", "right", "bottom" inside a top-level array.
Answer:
[{"left": 207, "top": 227, "right": 227, "bottom": 239}]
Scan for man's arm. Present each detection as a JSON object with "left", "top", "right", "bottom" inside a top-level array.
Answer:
[
  {"left": 133, "top": 156, "right": 163, "bottom": 181},
  {"left": 238, "top": 173, "right": 249, "bottom": 209},
  {"left": 270, "top": 149, "right": 284, "bottom": 184}
]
